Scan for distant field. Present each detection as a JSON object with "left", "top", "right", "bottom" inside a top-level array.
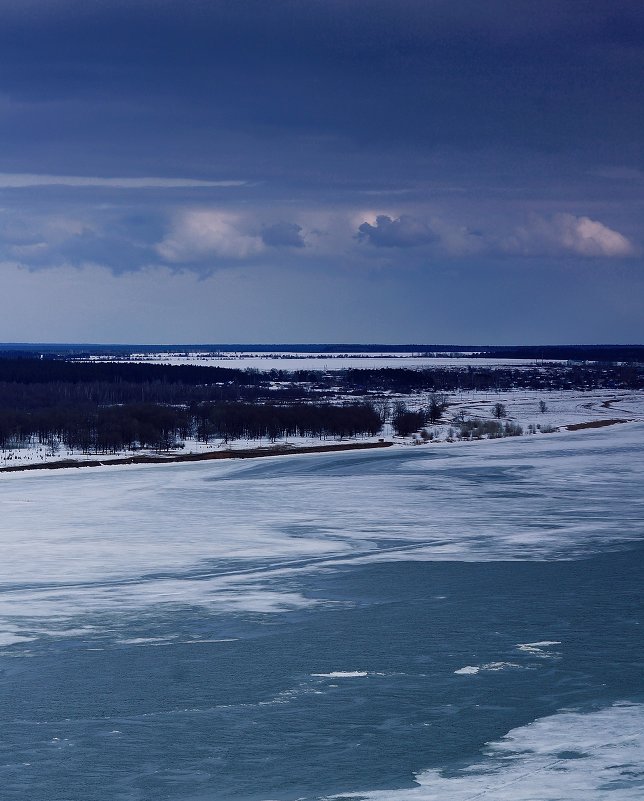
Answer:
[{"left": 89, "top": 352, "right": 552, "bottom": 370}]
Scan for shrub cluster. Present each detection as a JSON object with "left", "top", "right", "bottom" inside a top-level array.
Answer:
[{"left": 457, "top": 419, "right": 523, "bottom": 439}]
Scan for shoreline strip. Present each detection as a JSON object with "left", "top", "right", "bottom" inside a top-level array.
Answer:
[{"left": 0, "top": 440, "right": 393, "bottom": 473}]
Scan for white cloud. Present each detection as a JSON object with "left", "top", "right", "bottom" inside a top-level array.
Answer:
[
  {"left": 157, "top": 210, "right": 264, "bottom": 263},
  {"left": 507, "top": 213, "right": 635, "bottom": 258},
  {"left": 557, "top": 214, "right": 634, "bottom": 257},
  {"left": 0, "top": 173, "right": 246, "bottom": 189}
]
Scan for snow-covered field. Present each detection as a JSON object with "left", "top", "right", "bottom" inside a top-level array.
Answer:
[
  {"left": 404, "top": 387, "right": 644, "bottom": 442},
  {"left": 86, "top": 351, "right": 551, "bottom": 370}
]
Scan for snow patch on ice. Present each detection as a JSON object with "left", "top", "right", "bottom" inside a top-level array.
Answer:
[
  {"left": 311, "top": 671, "right": 370, "bottom": 678},
  {"left": 517, "top": 640, "right": 562, "bottom": 657},
  {"left": 453, "top": 666, "right": 479, "bottom": 675},
  {"left": 454, "top": 662, "right": 524, "bottom": 675},
  {"left": 329, "top": 702, "right": 644, "bottom": 800},
  {"left": 0, "top": 631, "right": 36, "bottom": 646}
]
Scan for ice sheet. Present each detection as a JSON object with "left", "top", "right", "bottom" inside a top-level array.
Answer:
[{"left": 1, "top": 423, "right": 643, "bottom": 641}]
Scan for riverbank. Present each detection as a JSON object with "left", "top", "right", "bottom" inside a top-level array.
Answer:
[
  {"left": 0, "top": 439, "right": 393, "bottom": 473},
  {"left": 2, "top": 387, "right": 642, "bottom": 474}
]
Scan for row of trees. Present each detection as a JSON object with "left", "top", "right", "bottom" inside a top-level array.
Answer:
[
  {"left": 0, "top": 378, "right": 314, "bottom": 410},
  {"left": 0, "top": 401, "right": 383, "bottom": 454}
]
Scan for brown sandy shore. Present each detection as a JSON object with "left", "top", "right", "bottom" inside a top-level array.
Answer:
[
  {"left": 0, "top": 440, "right": 394, "bottom": 474},
  {"left": 565, "top": 418, "right": 629, "bottom": 431}
]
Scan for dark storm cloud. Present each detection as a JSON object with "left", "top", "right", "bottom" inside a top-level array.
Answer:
[
  {"left": 0, "top": 0, "right": 642, "bottom": 177},
  {"left": 0, "top": 1, "right": 641, "bottom": 341},
  {"left": 53, "top": 229, "right": 158, "bottom": 273},
  {"left": 0, "top": 200, "right": 166, "bottom": 273},
  {"left": 358, "top": 215, "right": 436, "bottom": 248},
  {"left": 261, "top": 222, "right": 305, "bottom": 249}
]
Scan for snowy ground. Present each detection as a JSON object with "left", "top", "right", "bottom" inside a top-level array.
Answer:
[{"left": 402, "top": 387, "right": 644, "bottom": 443}]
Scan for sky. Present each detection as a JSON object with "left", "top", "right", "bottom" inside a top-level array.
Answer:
[{"left": 0, "top": 0, "right": 642, "bottom": 344}]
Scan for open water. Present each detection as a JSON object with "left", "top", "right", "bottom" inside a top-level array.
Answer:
[{"left": 0, "top": 425, "right": 642, "bottom": 800}]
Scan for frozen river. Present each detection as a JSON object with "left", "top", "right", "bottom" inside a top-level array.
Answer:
[{"left": 0, "top": 425, "right": 642, "bottom": 800}]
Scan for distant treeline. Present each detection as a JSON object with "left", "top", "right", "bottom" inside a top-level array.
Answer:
[
  {"left": 0, "top": 358, "right": 251, "bottom": 386},
  {"left": 0, "top": 359, "right": 641, "bottom": 400},
  {"left": 476, "top": 345, "right": 644, "bottom": 362},
  {"left": 0, "top": 359, "right": 319, "bottom": 409},
  {"left": 0, "top": 377, "right": 313, "bottom": 410},
  {"left": 338, "top": 364, "right": 643, "bottom": 392},
  {"left": 1, "top": 344, "right": 642, "bottom": 361},
  {"left": 0, "top": 401, "right": 382, "bottom": 453}
]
